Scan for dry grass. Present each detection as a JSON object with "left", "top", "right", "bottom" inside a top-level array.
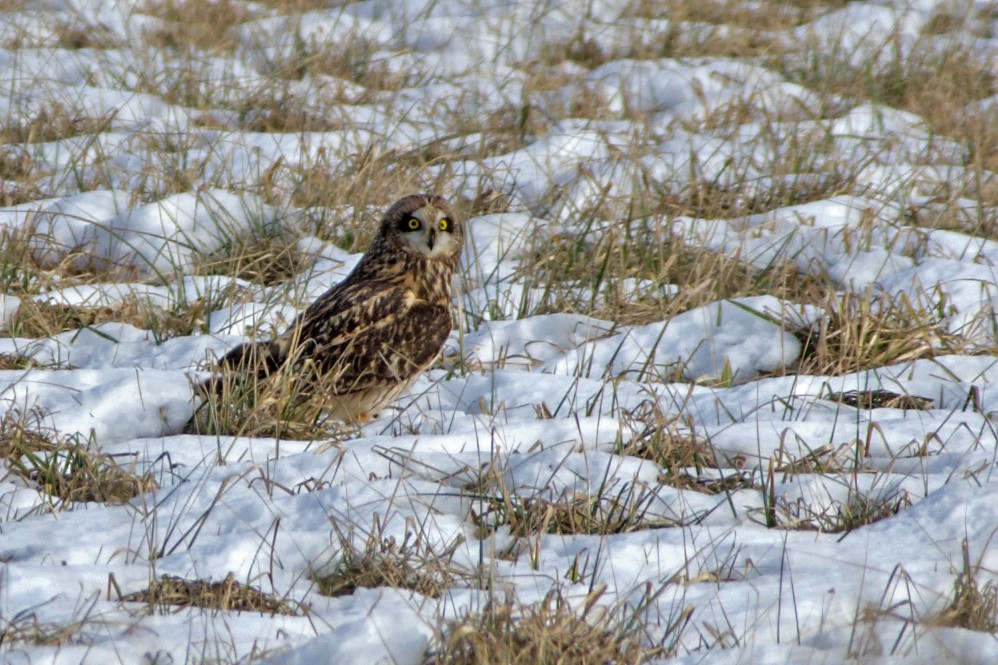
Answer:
[
  {"left": 189, "top": 358, "right": 343, "bottom": 440},
  {"left": 0, "top": 103, "right": 113, "bottom": 145},
  {"left": 195, "top": 229, "right": 314, "bottom": 284},
  {"left": 933, "top": 538, "right": 998, "bottom": 632},
  {"left": 254, "top": 149, "right": 446, "bottom": 242},
  {"left": 469, "top": 462, "right": 680, "bottom": 540},
  {"left": 425, "top": 587, "right": 686, "bottom": 665},
  {"left": 774, "top": 440, "right": 872, "bottom": 475},
  {"left": 224, "top": 86, "right": 351, "bottom": 133},
  {"left": 516, "top": 217, "right": 835, "bottom": 327},
  {"left": 761, "top": 486, "right": 911, "bottom": 533},
  {"left": 0, "top": 146, "right": 42, "bottom": 207},
  {"left": 141, "top": 0, "right": 251, "bottom": 52},
  {"left": 1, "top": 410, "right": 157, "bottom": 507},
  {"left": 825, "top": 389, "right": 934, "bottom": 410},
  {"left": 620, "top": 402, "right": 754, "bottom": 493},
  {"left": 0, "top": 613, "right": 87, "bottom": 647},
  {"left": 314, "top": 522, "right": 468, "bottom": 599},
  {"left": 749, "top": 426, "right": 916, "bottom": 532},
  {"left": 628, "top": 0, "right": 799, "bottom": 59},
  {"left": 258, "top": 33, "right": 411, "bottom": 94},
  {"left": 0, "top": 352, "right": 34, "bottom": 369},
  {"left": 6, "top": 296, "right": 210, "bottom": 340},
  {"left": 757, "top": 456, "right": 912, "bottom": 533},
  {"left": 776, "top": 23, "right": 997, "bottom": 172},
  {"left": 471, "top": 488, "right": 681, "bottom": 538},
  {"left": 119, "top": 574, "right": 299, "bottom": 615},
  {"left": 0, "top": 1, "right": 995, "bottom": 658},
  {"left": 50, "top": 20, "right": 123, "bottom": 49},
  {"left": 791, "top": 288, "right": 972, "bottom": 376},
  {"left": 498, "top": 125, "right": 857, "bottom": 327},
  {"left": 0, "top": 227, "right": 141, "bottom": 298},
  {"left": 257, "top": 0, "right": 344, "bottom": 12}
]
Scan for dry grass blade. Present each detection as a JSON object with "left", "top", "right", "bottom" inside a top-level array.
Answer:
[
  {"left": 1, "top": 410, "right": 157, "bottom": 506},
  {"left": 0, "top": 227, "right": 52, "bottom": 295},
  {"left": 314, "top": 521, "right": 467, "bottom": 599},
  {"left": 7, "top": 296, "right": 210, "bottom": 340},
  {"left": 0, "top": 613, "right": 87, "bottom": 647},
  {"left": 775, "top": 441, "right": 868, "bottom": 474},
  {"left": 776, "top": 29, "right": 996, "bottom": 159},
  {"left": 195, "top": 231, "right": 314, "bottom": 284},
  {"left": 0, "top": 103, "right": 113, "bottom": 145},
  {"left": 470, "top": 468, "right": 681, "bottom": 539},
  {"left": 763, "top": 490, "right": 912, "bottom": 534},
  {"left": 142, "top": 0, "right": 251, "bottom": 52},
  {"left": 792, "top": 289, "right": 970, "bottom": 376},
  {"left": 515, "top": 207, "right": 837, "bottom": 328},
  {"left": 191, "top": 346, "right": 351, "bottom": 438},
  {"left": 0, "top": 352, "right": 34, "bottom": 369},
  {"left": 121, "top": 574, "right": 299, "bottom": 616},
  {"left": 425, "top": 587, "right": 684, "bottom": 665},
  {"left": 933, "top": 538, "right": 998, "bottom": 632},
  {"left": 756, "top": 457, "right": 912, "bottom": 534},
  {"left": 620, "top": 401, "right": 754, "bottom": 493}
]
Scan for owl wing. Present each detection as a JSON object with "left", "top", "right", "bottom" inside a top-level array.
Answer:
[{"left": 284, "top": 278, "right": 452, "bottom": 395}]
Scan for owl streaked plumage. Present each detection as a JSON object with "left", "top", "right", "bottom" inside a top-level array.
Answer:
[{"left": 208, "top": 194, "right": 463, "bottom": 424}]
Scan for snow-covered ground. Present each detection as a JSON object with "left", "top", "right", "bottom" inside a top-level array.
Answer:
[{"left": 1, "top": 0, "right": 998, "bottom": 662}]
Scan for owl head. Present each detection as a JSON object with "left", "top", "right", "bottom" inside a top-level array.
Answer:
[{"left": 380, "top": 194, "right": 462, "bottom": 262}]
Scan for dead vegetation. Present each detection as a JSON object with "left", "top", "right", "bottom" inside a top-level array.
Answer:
[
  {"left": 791, "top": 288, "right": 972, "bottom": 376},
  {"left": 0, "top": 103, "right": 113, "bottom": 145},
  {"left": 0, "top": 613, "right": 88, "bottom": 648},
  {"left": 757, "top": 453, "right": 912, "bottom": 533},
  {"left": 118, "top": 574, "right": 300, "bottom": 615},
  {"left": 314, "top": 522, "right": 468, "bottom": 599},
  {"left": 469, "top": 462, "right": 681, "bottom": 541},
  {"left": 188, "top": 357, "right": 344, "bottom": 440},
  {"left": 424, "top": 586, "right": 686, "bottom": 665},
  {"left": 6, "top": 296, "right": 211, "bottom": 340},
  {"left": 141, "top": 0, "right": 252, "bottom": 52},
  {"left": 194, "top": 227, "right": 313, "bottom": 284},
  {"left": 1, "top": 410, "right": 156, "bottom": 507},
  {"left": 620, "top": 402, "right": 754, "bottom": 494},
  {"left": 933, "top": 539, "right": 998, "bottom": 632}
]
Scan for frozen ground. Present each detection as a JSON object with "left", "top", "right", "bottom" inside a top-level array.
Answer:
[{"left": 1, "top": 0, "right": 998, "bottom": 663}]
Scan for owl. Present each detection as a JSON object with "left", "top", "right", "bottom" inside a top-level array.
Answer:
[{"left": 208, "top": 194, "right": 463, "bottom": 424}]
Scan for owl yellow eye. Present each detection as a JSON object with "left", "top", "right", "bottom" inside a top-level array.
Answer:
[
  {"left": 438, "top": 218, "right": 450, "bottom": 232},
  {"left": 406, "top": 217, "right": 421, "bottom": 231}
]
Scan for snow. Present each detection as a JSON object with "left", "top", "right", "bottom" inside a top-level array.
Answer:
[{"left": 0, "top": 0, "right": 997, "bottom": 663}]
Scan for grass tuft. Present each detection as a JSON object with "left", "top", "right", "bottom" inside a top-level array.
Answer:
[
  {"left": 7, "top": 296, "right": 210, "bottom": 340},
  {"left": 933, "top": 538, "right": 998, "bottom": 632},
  {"left": 424, "top": 586, "right": 685, "bottom": 664},
  {"left": 314, "top": 521, "right": 467, "bottom": 599},
  {"left": 195, "top": 229, "right": 313, "bottom": 285},
  {"left": 757, "top": 453, "right": 912, "bottom": 533},
  {"left": 470, "top": 461, "right": 680, "bottom": 540},
  {"left": 621, "top": 402, "right": 754, "bottom": 493},
  {"left": 120, "top": 574, "right": 300, "bottom": 616},
  {"left": 1, "top": 410, "right": 157, "bottom": 507},
  {"left": 792, "top": 288, "right": 971, "bottom": 376},
  {"left": 188, "top": 358, "right": 343, "bottom": 440},
  {"left": 0, "top": 613, "right": 87, "bottom": 647},
  {"left": 142, "top": 0, "right": 251, "bottom": 52}
]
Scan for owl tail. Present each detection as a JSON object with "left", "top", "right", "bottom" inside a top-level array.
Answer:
[{"left": 196, "top": 339, "right": 290, "bottom": 395}]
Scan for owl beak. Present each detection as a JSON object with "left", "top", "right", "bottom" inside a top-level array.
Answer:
[{"left": 426, "top": 228, "right": 436, "bottom": 250}]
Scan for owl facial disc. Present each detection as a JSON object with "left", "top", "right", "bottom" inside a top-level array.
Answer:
[{"left": 399, "top": 204, "right": 460, "bottom": 259}]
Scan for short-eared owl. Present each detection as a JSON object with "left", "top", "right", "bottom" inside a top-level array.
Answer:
[{"left": 209, "top": 194, "right": 463, "bottom": 423}]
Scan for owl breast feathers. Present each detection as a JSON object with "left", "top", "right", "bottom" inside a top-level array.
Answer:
[{"left": 208, "top": 194, "right": 464, "bottom": 424}]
